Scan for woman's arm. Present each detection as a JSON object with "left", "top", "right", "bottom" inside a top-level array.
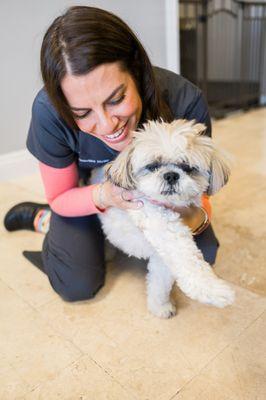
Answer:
[
  {"left": 39, "top": 161, "right": 143, "bottom": 217},
  {"left": 39, "top": 161, "right": 103, "bottom": 217}
]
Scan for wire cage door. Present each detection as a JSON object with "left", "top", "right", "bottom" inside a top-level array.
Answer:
[{"left": 179, "top": 0, "right": 266, "bottom": 118}]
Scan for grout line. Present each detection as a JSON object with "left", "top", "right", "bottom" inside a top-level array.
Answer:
[
  {"left": 22, "top": 353, "right": 86, "bottom": 397},
  {"left": 23, "top": 300, "right": 139, "bottom": 400},
  {"left": 89, "top": 356, "right": 139, "bottom": 400},
  {"left": 0, "top": 278, "right": 84, "bottom": 357},
  {"left": 168, "top": 308, "right": 266, "bottom": 400},
  {"left": 0, "top": 278, "right": 88, "bottom": 395},
  {"left": 0, "top": 345, "right": 32, "bottom": 396},
  {"left": 34, "top": 308, "right": 139, "bottom": 399},
  {"left": 0, "top": 278, "right": 38, "bottom": 312}
]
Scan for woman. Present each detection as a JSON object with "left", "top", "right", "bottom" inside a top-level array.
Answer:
[{"left": 4, "top": 6, "right": 218, "bottom": 302}]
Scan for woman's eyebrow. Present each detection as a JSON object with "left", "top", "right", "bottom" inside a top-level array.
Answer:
[{"left": 70, "top": 84, "right": 125, "bottom": 111}]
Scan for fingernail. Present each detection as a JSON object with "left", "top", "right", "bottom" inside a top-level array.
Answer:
[
  {"left": 136, "top": 201, "right": 143, "bottom": 208},
  {"left": 121, "top": 190, "right": 132, "bottom": 201}
]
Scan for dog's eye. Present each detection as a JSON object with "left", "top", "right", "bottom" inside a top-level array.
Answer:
[
  {"left": 179, "top": 163, "right": 197, "bottom": 173},
  {"left": 146, "top": 163, "right": 161, "bottom": 172}
]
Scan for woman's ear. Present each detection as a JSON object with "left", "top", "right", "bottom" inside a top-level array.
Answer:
[{"left": 104, "top": 143, "right": 136, "bottom": 190}]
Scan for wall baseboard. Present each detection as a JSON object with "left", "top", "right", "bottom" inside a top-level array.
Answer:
[{"left": 0, "top": 149, "right": 38, "bottom": 182}]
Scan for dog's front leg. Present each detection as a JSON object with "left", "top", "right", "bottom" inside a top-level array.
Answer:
[
  {"left": 146, "top": 254, "right": 176, "bottom": 318},
  {"left": 129, "top": 204, "right": 234, "bottom": 308}
]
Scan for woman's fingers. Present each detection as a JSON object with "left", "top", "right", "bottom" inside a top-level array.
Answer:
[
  {"left": 110, "top": 185, "right": 143, "bottom": 209},
  {"left": 92, "top": 182, "right": 143, "bottom": 210}
]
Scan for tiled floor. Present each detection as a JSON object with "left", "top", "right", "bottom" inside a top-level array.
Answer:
[{"left": 0, "top": 108, "right": 265, "bottom": 399}]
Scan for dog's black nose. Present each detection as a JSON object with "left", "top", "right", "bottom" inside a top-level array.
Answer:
[{"left": 163, "top": 171, "right": 180, "bottom": 185}]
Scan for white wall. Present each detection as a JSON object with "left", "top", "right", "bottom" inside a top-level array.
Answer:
[{"left": 0, "top": 0, "right": 179, "bottom": 157}]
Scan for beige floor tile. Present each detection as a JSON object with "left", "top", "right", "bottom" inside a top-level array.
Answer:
[
  {"left": 8, "top": 173, "right": 46, "bottom": 198},
  {"left": 93, "top": 283, "right": 266, "bottom": 373},
  {"left": 25, "top": 354, "right": 136, "bottom": 400},
  {"left": 213, "top": 215, "right": 266, "bottom": 297},
  {"left": 36, "top": 262, "right": 194, "bottom": 399},
  {"left": 0, "top": 280, "right": 82, "bottom": 390},
  {"left": 84, "top": 334, "right": 194, "bottom": 400},
  {"left": 0, "top": 182, "right": 30, "bottom": 206},
  {"left": 0, "top": 227, "right": 57, "bottom": 308},
  {"left": 35, "top": 257, "right": 151, "bottom": 357},
  {"left": 0, "top": 179, "right": 44, "bottom": 207},
  {"left": 209, "top": 108, "right": 266, "bottom": 296},
  {"left": 0, "top": 351, "right": 31, "bottom": 400},
  {"left": 37, "top": 263, "right": 266, "bottom": 399},
  {"left": 174, "top": 311, "right": 266, "bottom": 400}
]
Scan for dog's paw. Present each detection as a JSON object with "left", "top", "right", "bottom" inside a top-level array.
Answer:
[
  {"left": 197, "top": 279, "right": 235, "bottom": 308},
  {"left": 149, "top": 302, "right": 177, "bottom": 319}
]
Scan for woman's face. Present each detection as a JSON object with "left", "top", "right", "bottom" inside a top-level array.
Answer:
[{"left": 61, "top": 62, "right": 143, "bottom": 152}]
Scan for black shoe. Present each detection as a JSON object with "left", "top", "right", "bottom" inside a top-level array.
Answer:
[{"left": 4, "top": 202, "right": 50, "bottom": 232}]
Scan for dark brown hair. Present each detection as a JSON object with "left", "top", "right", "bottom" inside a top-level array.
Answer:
[{"left": 40, "top": 6, "right": 172, "bottom": 129}]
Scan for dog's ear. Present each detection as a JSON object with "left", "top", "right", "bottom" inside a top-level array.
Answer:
[
  {"left": 104, "top": 143, "right": 136, "bottom": 190},
  {"left": 189, "top": 126, "right": 231, "bottom": 195},
  {"left": 207, "top": 148, "right": 231, "bottom": 195}
]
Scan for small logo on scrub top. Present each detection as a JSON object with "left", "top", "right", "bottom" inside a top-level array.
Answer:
[{"left": 78, "top": 158, "right": 110, "bottom": 164}]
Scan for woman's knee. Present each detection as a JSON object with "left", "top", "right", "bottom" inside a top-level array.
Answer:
[
  {"left": 58, "top": 275, "right": 105, "bottom": 302},
  {"left": 41, "top": 213, "right": 106, "bottom": 301},
  {"left": 45, "top": 261, "right": 106, "bottom": 302},
  {"left": 42, "top": 240, "right": 106, "bottom": 302}
]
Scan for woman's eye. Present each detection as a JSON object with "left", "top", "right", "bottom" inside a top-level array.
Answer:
[
  {"left": 109, "top": 94, "right": 125, "bottom": 105},
  {"left": 73, "top": 94, "right": 125, "bottom": 120},
  {"left": 73, "top": 110, "right": 91, "bottom": 120}
]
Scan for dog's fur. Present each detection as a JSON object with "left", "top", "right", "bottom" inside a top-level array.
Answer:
[{"left": 91, "top": 119, "right": 235, "bottom": 318}]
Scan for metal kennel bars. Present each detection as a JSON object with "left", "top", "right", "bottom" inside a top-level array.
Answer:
[{"left": 179, "top": 0, "right": 266, "bottom": 117}]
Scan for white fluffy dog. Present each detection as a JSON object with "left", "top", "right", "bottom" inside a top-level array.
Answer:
[{"left": 92, "top": 119, "right": 235, "bottom": 318}]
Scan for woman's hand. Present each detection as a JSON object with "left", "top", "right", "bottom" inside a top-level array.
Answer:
[{"left": 92, "top": 181, "right": 143, "bottom": 211}]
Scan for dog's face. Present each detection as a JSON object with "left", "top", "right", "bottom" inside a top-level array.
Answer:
[{"left": 106, "top": 120, "right": 230, "bottom": 206}]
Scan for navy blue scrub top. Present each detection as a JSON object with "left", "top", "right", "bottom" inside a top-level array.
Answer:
[{"left": 27, "top": 66, "right": 211, "bottom": 179}]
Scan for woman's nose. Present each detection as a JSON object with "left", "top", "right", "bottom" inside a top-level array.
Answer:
[{"left": 96, "top": 111, "right": 119, "bottom": 135}]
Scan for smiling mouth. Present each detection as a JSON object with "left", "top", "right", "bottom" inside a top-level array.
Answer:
[{"left": 104, "top": 122, "right": 128, "bottom": 142}]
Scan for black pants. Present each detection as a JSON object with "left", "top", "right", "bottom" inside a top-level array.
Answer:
[{"left": 41, "top": 211, "right": 219, "bottom": 302}]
